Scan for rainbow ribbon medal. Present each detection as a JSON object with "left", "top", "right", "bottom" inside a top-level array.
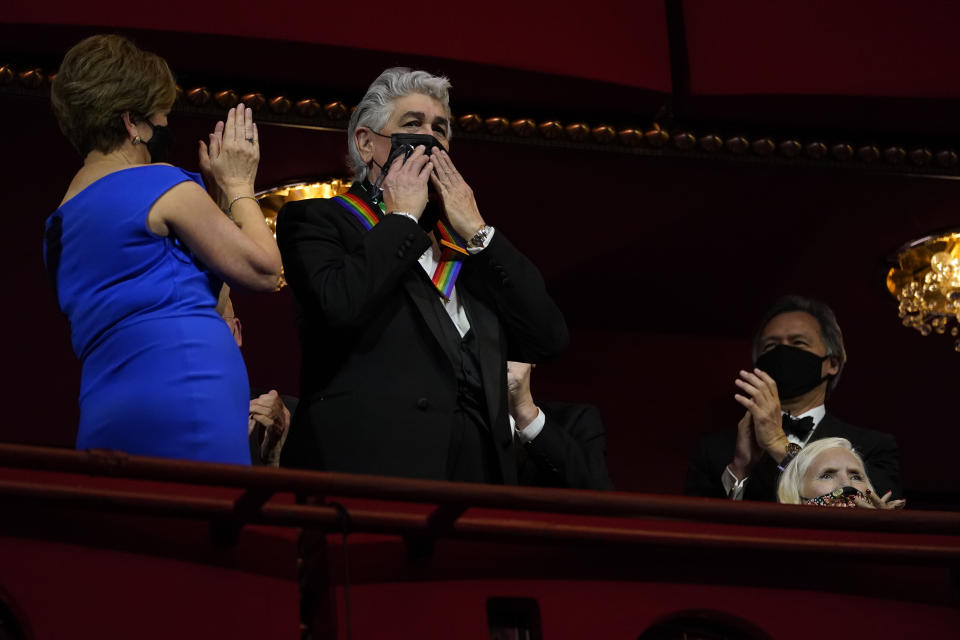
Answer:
[{"left": 332, "top": 194, "right": 467, "bottom": 300}]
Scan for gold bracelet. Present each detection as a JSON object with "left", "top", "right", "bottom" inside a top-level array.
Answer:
[{"left": 227, "top": 194, "right": 257, "bottom": 213}]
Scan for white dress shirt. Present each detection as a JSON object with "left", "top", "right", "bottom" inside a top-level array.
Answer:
[{"left": 396, "top": 213, "right": 494, "bottom": 338}]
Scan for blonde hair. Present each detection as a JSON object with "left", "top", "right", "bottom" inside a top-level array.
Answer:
[
  {"left": 776, "top": 437, "right": 875, "bottom": 504},
  {"left": 51, "top": 34, "right": 176, "bottom": 155}
]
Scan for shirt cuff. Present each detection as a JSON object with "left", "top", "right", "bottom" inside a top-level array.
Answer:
[
  {"left": 389, "top": 211, "right": 419, "bottom": 224},
  {"left": 722, "top": 465, "right": 749, "bottom": 500},
  {"left": 515, "top": 407, "right": 544, "bottom": 442},
  {"left": 466, "top": 227, "right": 495, "bottom": 254}
]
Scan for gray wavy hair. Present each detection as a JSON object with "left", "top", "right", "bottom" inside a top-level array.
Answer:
[{"left": 346, "top": 67, "right": 452, "bottom": 183}]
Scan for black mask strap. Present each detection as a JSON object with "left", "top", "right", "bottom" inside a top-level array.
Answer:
[
  {"left": 367, "top": 130, "right": 392, "bottom": 200},
  {"left": 367, "top": 130, "right": 417, "bottom": 200},
  {"left": 367, "top": 159, "right": 386, "bottom": 199}
]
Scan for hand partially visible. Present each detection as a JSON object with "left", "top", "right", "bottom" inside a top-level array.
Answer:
[
  {"left": 734, "top": 368, "right": 788, "bottom": 461},
  {"left": 429, "top": 148, "right": 485, "bottom": 241},
  {"left": 381, "top": 144, "right": 432, "bottom": 218},
  {"left": 506, "top": 361, "right": 538, "bottom": 430},
  {"left": 854, "top": 490, "right": 906, "bottom": 510},
  {"left": 248, "top": 389, "right": 290, "bottom": 465},
  {"left": 198, "top": 120, "right": 228, "bottom": 210},
  {"left": 728, "top": 410, "right": 763, "bottom": 480}
]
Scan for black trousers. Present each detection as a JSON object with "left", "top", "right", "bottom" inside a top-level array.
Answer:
[{"left": 446, "top": 400, "right": 500, "bottom": 484}]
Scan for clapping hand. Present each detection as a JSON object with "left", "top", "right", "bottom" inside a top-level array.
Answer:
[
  {"left": 729, "top": 410, "right": 764, "bottom": 480},
  {"left": 734, "top": 368, "right": 788, "bottom": 460},
  {"left": 199, "top": 120, "right": 227, "bottom": 209},
  {"left": 200, "top": 104, "right": 259, "bottom": 199}
]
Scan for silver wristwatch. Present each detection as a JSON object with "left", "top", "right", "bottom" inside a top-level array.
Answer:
[{"left": 467, "top": 225, "right": 491, "bottom": 249}]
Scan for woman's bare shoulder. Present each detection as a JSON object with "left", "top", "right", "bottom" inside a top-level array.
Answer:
[{"left": 58, "top": 164, "right": 163, "bottom": 208}]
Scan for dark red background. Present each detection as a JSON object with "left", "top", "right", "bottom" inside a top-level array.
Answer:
[{"left": 2, "top": 1, "right": 959, "bottom": 505}]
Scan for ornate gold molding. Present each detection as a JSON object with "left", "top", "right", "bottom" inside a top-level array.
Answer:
[{"left": 2, "top": 62, "right": 958, "bottom": 177}]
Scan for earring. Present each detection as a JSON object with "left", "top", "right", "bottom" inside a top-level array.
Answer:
[{"left": 132, "top": 135, "right": 142, "bottom": 145}]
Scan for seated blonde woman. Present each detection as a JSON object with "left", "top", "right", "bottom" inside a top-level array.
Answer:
[{"left": 777, "top": 437, "right": 905, "bottom": 508}]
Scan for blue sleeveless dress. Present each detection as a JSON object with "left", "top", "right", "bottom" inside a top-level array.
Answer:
[{"left": 44, "top": 165, "right": 250, "bottom": 464}]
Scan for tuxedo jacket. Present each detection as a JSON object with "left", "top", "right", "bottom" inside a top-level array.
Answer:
[
  {"left": 276, "top": 185, "right": 568, "bottom": 482},
  {"left": 684, "top": 412, "right": 902, "bottom": 501},
  {"left": 517, "top": 401, "right": 615, "bottom": 491}
]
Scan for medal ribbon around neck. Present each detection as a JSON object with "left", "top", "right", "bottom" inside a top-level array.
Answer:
[{"left": 332, "top": 193, "right": 469, "bottom": 300}]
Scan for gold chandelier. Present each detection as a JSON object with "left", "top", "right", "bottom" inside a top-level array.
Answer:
[
  {"left": 255, "top": 178, "right": 353, "bottom": 289},
  {"left": 886, "top": 230, "right": 960, "bottom": 350}
]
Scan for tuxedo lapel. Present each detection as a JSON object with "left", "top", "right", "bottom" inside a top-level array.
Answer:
[
  {"left": 401, "top": 272, "right": 459, "bottom": 368},
  {"left": 461, "top": 289, "right": 502, "bottom": 426}
]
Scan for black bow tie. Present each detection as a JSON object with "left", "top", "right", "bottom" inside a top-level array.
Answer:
[{"left": 782, "top": 415, "right": 815, "bottom": 440}]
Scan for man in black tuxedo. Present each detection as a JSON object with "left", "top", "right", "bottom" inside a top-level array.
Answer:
[
  {"left": 276, "top": 68, "right": 567, "bottom": 483},
  {"left": 685, "top": 295, "right": 901, "bottom": 501},
  {"left": 507, "top": 362, "right": 614, "bottom": 490}
]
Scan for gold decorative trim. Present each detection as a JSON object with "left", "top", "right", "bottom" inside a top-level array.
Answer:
[
  {"left": 2, "top": 62, "right": 958, "bottom": 176},
  {"left": 253, "top": 178, "right": 354, "bottom": 290}
]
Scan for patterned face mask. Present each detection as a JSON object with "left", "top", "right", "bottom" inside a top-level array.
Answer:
[{"left": 802, "top": 485, "right": 865, "bottom": 507}]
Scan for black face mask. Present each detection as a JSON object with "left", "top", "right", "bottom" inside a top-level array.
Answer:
[
  {"left": 370, "top": 132, "right": 447, "bottom": 231},
  {"left": 139, "top": 119, "right": 174, "bottom": 163},
  {"left": 383, "top": 132, "right": 447, "bottom": 169},
  {"left": 755, "top": 344, "right": 831, "bottom": 400},
  {"left": 370, "top": 132, "right": 446, "bottom": 183}
]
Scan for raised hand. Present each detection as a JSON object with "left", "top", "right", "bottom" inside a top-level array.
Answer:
[
  {"left": 854, "top": 490, "right": 906, "bottom": 510},
  {"left": 735, "top": 368, "right": 788, "bottom": 460},
  {"left": 381, "top": 144, "right": 432, "bottom": 218},
  {"left": 198, "top": 120, "right": 227, "bottom": 208},
  {"left": 729, "top": 410, "right": 763, "bottom": 480},
  {"left": 429, "top": 148, "right": 485, "bottom": 240},
  {"left": 209, "top": 103, "right": 259, "bottom": 197}
]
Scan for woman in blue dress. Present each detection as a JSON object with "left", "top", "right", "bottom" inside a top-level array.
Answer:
[{"left": 44, "top": 35, "right": 282, "bottom": 464}]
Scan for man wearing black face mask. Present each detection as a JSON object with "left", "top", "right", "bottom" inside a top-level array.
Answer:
[
  {"left": 276, "top": 67, "right": 568, "bottom": 482},
  {"left": 685, "top": 295, "right": 902, "bottom": 502}
]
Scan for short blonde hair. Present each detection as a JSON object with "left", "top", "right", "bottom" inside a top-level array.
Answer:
[
  {"left": 776, "top": 437, "right": 875, "bottom": 504},
  {"left": 51, "top": 34, "right": 176, "bottom": 155}
]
